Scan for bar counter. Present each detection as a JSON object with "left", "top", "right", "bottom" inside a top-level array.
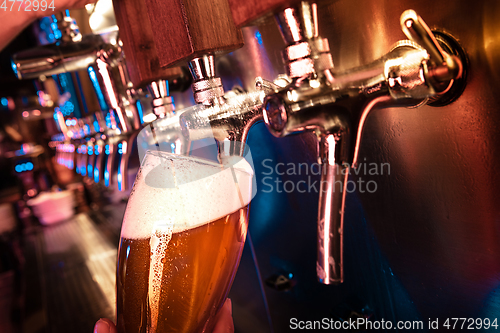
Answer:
[{"left": 22, "top": 204, "right": 126, "bottom": 333}]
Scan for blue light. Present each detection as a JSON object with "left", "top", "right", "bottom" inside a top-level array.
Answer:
[
  {"left": 26, "top": 162, "right": 33, "bottom": 171},
  {"left": 93, "top": 120, "right": 100, "bottom": 133},
  {"left": 60, "top": 100, "right": 75, "bottom": 116},
  {"left": 171, "top": 142, "right": 176, "bottom": 154},
  {"left": 117, "top": 172, "right": 122, "bottom": 191},
  {"left": 1, "top": 97, "right": 8, "bottom": 108},
  {"left": 65, "top": 119, "right": 71, "bottom": 126},
  {"left": 11, "top": 60, "right": 18, "bottom": 77},
  {"left": 126, "top": 245, "right": 131, "bottom": 259},
  {"left": 59, "top": 73, "right": 68, "bottom": 89},
  {"left": 136, "top": 100, "right": 144, "bottom": 124},
  {"left": 255, "top": 30, "right": 263, "bottom": 45},
  {"left": 104, "top": 170, "right": 110, "bottom": 187},
  {"left": 105, "top": 112, "right": 112, "bottom": 129},
  {"left": 88, "top": 67, "right": 109, "bottom": 112},
  {"left": 88, "top": 164, "right": 92, "bottom": 175},
  {"left": 15, "top": 165, "right": 22, "bottom": 173},
  {"left": 94, "top": 168, "right": 99, "bottom": 182},
  {"left": 51, "top": 21, "right": 62, "bottom": 40}
]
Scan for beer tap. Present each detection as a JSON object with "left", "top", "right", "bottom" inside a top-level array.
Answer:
[
  {"left": 11, "top": 11, "right": 147, "bottom": 134},
  {"left": 180, "top": 54, "right": 263, "bottom": 160},
  {"left": 13, "top": 8, "right": 191, "bottom": 190},
  {"left": 113, "top": 0, "right": 262, "bottom": 161},
  {"left": 138, "top": 78, "right": 191, "bottom": 157},
  {"left": 260, "top": 3, "right": 466, "bottom": 284},
  {"left": 11, "top": 12, "right": 99, "bottom": 79}
]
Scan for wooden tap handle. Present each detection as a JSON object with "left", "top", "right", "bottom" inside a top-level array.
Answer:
[
  {"left": 113, "top": 0, "right": 184, "bottom": 88},
  {"left": 142, "top": 0, "right": 244, "bottom": 67}
]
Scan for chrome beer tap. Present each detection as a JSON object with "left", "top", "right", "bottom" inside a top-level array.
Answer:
[
  {"left": 179, "top": 54, "right": 263, "bottom": 160},
  {"left": 137, "top": 78, "right": 193, "bottom": 159},
  {"left": 11, "top": 12, "right": 100, "bottom": 78},
  {"left": 12, "top": 12, "right": 142, "bottom": 135},
  {"left": 93, "top": 39, "right": 142, "bottom": 134},
  {"left": 261, "top": 3, "right": 466, "bottom": 284}
]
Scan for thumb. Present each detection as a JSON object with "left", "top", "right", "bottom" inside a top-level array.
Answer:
[
  {"left": 212, "top": 298, "right": 234, "bottom": 333},
  {"left": 94, "top": 318, "right": 117, "bottom": 333}
]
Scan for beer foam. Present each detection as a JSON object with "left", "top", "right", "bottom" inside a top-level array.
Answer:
[{"left": 121, "top": 151, "right": 253, "bottom": 239}]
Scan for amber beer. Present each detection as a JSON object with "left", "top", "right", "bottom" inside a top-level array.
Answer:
[{"left": 116, "top": 151, "right": 253, "bottom": 333}]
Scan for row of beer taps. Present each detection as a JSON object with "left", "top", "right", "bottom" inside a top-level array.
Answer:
[{"left": 12, "top": 1, "right": 467, "bottom": 284}]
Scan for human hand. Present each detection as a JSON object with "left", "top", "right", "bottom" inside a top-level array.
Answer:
[{"left": 93, "top": 298, "right": 234, "bottom": 333}]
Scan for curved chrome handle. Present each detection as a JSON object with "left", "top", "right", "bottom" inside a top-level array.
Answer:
[
  {"left": 400, "top": 10, "right": 462, "bottom": 82},
  {"left": 401, "top": 10, "right": 446, "bottom": 65}
]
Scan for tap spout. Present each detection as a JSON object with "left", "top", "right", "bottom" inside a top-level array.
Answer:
[
  {"left": 317, "top": 133, "right": 349, "bottom": 284},
  {"left": 179, "top": 90, "right": 263, "bottom": 159}
]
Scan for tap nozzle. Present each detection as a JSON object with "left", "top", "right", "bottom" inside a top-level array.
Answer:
[
  {"left": 179, "top": 90, "right": 263, "bottom": 159},
  {"left": 147, "top": 79, "right": 175, "bottom": 119},
  {"left": 188, "top": 55, "right": 225, "bottom": 106},
  {"left": 180, "top": 53, "right": 264, "bottom": 160},
  {"left": 275, "top": 2, "right": 333, "bottom": 79}
]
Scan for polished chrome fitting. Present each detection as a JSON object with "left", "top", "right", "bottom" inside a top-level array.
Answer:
[
  {"left": 93, "top": 40, "right": 142, "bottom": 133},
  {"left": 147, "top": 79, "right": 175, "bottom": 119},
  {"left": 188, "top": 55, "right": 225, "bottom": 105},
  {"left": 276, "top": 2, "right": 333, "bottom": 78},
  {"left": 52, "top": 12, "right": 82, "bottom": 43}
]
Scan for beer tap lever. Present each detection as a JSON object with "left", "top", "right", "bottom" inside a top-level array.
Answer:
[{"left": 400, "top": 10, "right": 462, "bottom": 86}]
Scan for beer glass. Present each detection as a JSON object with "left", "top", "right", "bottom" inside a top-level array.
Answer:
[{"left": 116, "top": 150, "right": 254, "bottom": 332}]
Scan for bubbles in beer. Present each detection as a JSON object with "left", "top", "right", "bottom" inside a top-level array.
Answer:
[{"left": 148, "top": 219, "right": 174, "bottom": 332}]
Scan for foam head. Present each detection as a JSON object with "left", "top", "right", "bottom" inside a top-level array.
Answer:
[{"left": 121, "top": 151, "right": 256, "bottom": 239}]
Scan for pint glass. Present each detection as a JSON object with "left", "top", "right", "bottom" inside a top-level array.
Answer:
[{"left": 116, "top": 150, "right": 253, "bottom": 332}]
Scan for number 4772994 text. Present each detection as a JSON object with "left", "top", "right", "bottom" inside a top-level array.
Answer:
[{"left": 1, "top": 0, "right": 55, "bottom": 12}]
